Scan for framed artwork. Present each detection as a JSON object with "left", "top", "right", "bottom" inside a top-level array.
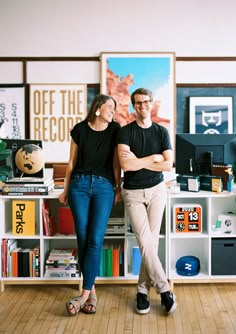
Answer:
[
  {"left": 0, "top": 84, "right": 25, "bottom": 139},
  {"left": 30, "top": 84, "right": 87, "bottom": 163},
  {"left": 189, "top": 96, "right": 233, "bottom": 134},
  {"left": 100, "top": 52, "right": 176, "bottom": 147}
]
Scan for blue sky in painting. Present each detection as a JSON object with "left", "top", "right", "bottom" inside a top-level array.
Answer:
[{"left": 107, "top": 56, "right": 172, "bottom": 114}]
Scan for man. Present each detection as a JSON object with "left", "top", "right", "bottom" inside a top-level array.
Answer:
[{"left": 117, "top": 88, "right": 177, "bottom": 316}]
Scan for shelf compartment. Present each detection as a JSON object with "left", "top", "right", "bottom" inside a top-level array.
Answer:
[
  {"left": 169, "top": 237, "right": 210, "bottom": 279},
  {"left": 126, "top": 236, "right": 166, "bottom": 276},
  {"left": 211, "top": 237, "right": 236, "bottom": 275},
  {"left": 2, "top": 198, "right": 41, "bottom": 236}
]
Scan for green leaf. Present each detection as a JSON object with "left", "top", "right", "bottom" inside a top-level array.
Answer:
[
  {"left": 0, "top": 165, "right": 11, "bottom": 173},
  {"left": 0, "top": 149, "right": 12, "bottom": 161},
  {"left": 0, "top": 139, "right": 7, "bottom": 153}
]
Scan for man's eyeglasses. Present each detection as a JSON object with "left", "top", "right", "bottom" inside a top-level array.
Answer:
[{"left": 135, "top": 100, "right": 151, "bottom": 107}]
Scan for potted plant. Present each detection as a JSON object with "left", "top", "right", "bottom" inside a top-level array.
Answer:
[{"left": 0, "top": 138, "right": 12, "bottom": 185}]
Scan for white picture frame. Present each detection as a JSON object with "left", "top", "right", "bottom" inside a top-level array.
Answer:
[{"left": 189, "top": 96, "right": 233, "bottom": 134}]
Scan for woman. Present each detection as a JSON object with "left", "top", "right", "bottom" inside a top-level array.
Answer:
[{"left": 59, "top": 94, "right": 121, "bottom": 316}]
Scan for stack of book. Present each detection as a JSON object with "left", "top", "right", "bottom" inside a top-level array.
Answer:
[
  {"left": 1, "top": 175, "right": 54, "bottom": 196},
  {"left": 105, "top": 218, "right": 125, "bottom": 236},
  {"left": 44, "top": 248, "right": 80, "bottom": 278},
  {"left": 1, "top": 239, "right": 40, "bottom": 277}
]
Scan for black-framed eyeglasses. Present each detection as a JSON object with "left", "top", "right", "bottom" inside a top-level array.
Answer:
[{"left": 135, "top": 100, "right": 151, "bottom": 107}]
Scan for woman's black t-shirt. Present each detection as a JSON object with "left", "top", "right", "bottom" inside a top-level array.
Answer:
[
  {"left": 70, "top": 120, "right": 121, "bottom": 184},
  {"left": 117, "top": 121, "right": 172, "bottom": 189}
]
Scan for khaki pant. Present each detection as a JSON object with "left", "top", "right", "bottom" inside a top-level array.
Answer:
[{"left": 122, "top": 181, "right": 170, "bottom": 294}]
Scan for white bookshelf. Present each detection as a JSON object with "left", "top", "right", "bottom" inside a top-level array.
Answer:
[
  {"left": 0, "top": 190, "right": 167, "bottom": 292},
  {"left": 167, "top": 189, "right": 236, "bottom": 286},
  {"left": 2, "top": 187, "right": 235, "bottom": 292}
]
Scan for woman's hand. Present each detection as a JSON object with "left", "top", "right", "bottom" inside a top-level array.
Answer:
[
  {"left": 114, "top": 186, "right": 122, "bottom": 205},
  {"left": 58, "top": 191, "right": 68, "bottom": 206}
]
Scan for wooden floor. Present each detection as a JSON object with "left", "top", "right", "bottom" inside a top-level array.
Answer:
[{"left": 0, "top": 283, "right": 236, "bottom": 333}]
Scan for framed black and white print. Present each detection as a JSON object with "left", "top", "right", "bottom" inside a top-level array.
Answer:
[
  {"left": 0, "top": 84, "right": 25, "bottom": 139},
  {"left": 189, "top": 96, "right": 233, "bottom": 134}
]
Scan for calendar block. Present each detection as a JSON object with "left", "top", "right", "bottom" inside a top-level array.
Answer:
[{"left": 173, "top": 204, "right": 202, "bottom": 233}]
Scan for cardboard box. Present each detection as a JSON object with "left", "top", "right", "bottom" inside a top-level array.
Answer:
[
  {"left": 200, "top": 175, "right": 223, "bottom": 192},
  {"left": 212, "top": 164, "right": 232, "bottom": 190},
  {"left": 176, "top": 175, "right": 200, "bottom": 192},
  {"left": 12, "top": 200, "right": 35, "bottom": 235}
]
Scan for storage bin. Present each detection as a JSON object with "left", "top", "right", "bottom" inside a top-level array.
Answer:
[{"left": 211, "top": 238, "right": 236, "bottom": 275}]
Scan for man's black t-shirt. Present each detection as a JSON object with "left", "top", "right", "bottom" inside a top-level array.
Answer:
[
  {"left": 117, "top": 121, "right": 172, "bottom": 189},
  {"left": 70, "top": 120, "right": 121, "bottom": 184}
]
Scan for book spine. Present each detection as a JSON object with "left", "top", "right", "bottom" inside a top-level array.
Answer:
[
  {"left": 112, "top": 248, "right": 120, "bottom": 277},
  {"left": 2, "top": 190, "right": 53, "bottom": 196},
  {"left": 21, "top": 250, "right": 30, "bottom": 277},
  {"left": 44, "top": 269, "right": 80, "bottom": 278},
  {"left": 17, "top": 250, "right": 23, "bottom": 277},
  {"left": 42, "top": 200, "right": 50, "bottom": 236},
  {"left": 46, "top": 259, "right": 78, "bottom": 265},
  {"left": 119, "top": 246, "right": 124, "bottom": 277},
  {"left": 2, "top": 184, "right": 54, "bottom": 193},
  {"left": 48, "top": 216, "right": 56, "bottom": 236},
  {"left": 29, "top": 250, "right": 34, "bottom": 277},
  {"left": 12, "top": 248, "right": 21, "bottom": 277},
  {"left": 106, "top": 249, "right": 113, "bottom": 277},
  {"left": 5, "top": 178, "right": 54, "bottom": 185},
  {"left": 48, "top": 256, "right": 75, "bottom": 261},
  {"left": 33, "top": 246, "right": 40, "bottom": 277},
  {"left": 7, "top": 251, "right": 13, "bottom": 277},
  {"left": 45, "top": 263, "right": 77, "bottom": 269},
  {"left": 7, "top": 240, "right": 18, "bottom": 277},
  {"left": 1, "top": 239, "right": 7, "bottom": 277},
  {"left": 49, "top": 248, "right": 77, "bottom": 256}
]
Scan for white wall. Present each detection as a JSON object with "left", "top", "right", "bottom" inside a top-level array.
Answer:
[
  {"left": 1, "top": 0, "right": 236, "bottom": 167},
  {"left": 0, "top": 0, "right": 236, "bottom": 57},
  {"left": 1, "top": 0, "right": 236, "bottom": 84}
]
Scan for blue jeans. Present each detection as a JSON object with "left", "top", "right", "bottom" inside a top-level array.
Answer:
[{"left": 68, "top": 174, "right": 115, "bottom": 290}]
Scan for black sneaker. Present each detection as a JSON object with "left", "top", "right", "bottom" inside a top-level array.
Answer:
[
  {"left": 160, "top": 291, "right": 177, "bottom": 315},
  {"left": 136, "top": 292, "right": 150, "bottom": 314}
]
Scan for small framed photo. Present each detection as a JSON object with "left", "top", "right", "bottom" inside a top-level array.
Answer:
[{"left": 189, "top": 96, "right": 233, "bottom": 134}]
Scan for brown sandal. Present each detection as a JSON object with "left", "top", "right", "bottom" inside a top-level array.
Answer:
[
  {"left": 66, "top": 296, "right": 85, "bottom": 316},
  {"left": 82, "top": 294, "right": 97, "bottom": 314}
]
